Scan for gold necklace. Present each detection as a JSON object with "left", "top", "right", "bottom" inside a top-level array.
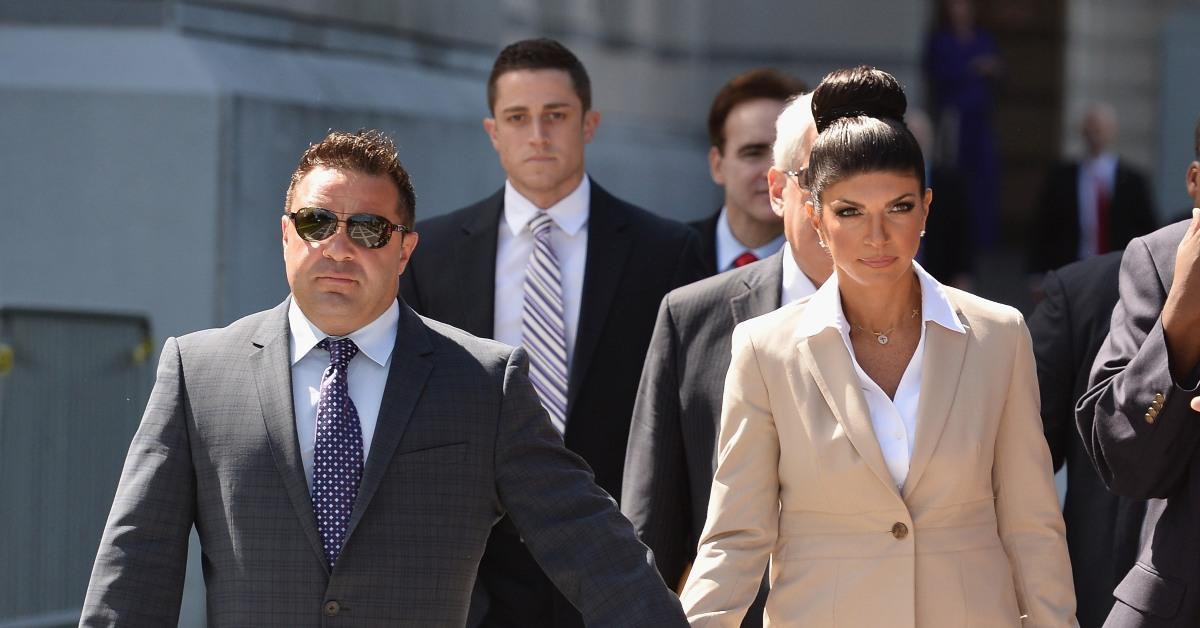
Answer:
[{"left": 851, "top": 308, "right": 919, "bottom": 345}]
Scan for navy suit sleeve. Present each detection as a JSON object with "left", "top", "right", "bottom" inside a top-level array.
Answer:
[
  {"left": 81, "top": 337, "right": 196, "bottom": 627},
  {"left": 622, "top": 295, "right": 692, "bottom": 588},
  {"left": 1077, "top": 236, "right": 1200, "bottom": 499},
  {"left": 494, "top": 347, "right": 687, "bottom": 627},
  {"left": 1028, "top": 269, "right": 1074, "bottom": 471}
]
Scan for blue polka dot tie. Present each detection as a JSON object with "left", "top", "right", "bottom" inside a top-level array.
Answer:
[{"left": 313, "top": 338, "right": 363, "bottom": 568}]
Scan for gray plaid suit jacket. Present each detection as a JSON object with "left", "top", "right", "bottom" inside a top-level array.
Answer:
[{"left": 81, "top": 298, "right": 685, "bottom": 627}]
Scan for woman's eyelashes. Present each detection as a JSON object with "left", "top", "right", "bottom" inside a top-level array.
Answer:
[{"left": 831, "top": 202, "right": 913, "bottom": 218}]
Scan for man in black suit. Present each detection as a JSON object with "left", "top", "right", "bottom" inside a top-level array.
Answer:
[
  {"left": 1028, "top": 251, "right": 1144, "bottom": 628},
  {"left": 399, "top": 39, "right": 704, "bottom": 628},
  {"left": 1030, "top": 103, "right": 1157, "bottom": 274},
  {"left": 1077, "top": 117, "right": 1200, "bottom": 626},
  {"left": 692, "top": 69, "right": 806, "bottom": 275},
  {"left": 622, "top": 92, "right": 831, "bottom": 626}
]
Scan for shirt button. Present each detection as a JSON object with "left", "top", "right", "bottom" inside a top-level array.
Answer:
[
  {"left": 891, "top": 522, "right": 909, "bottom": 539},
  {"left": 324, "top": 600, "right": 341, "bottom": 617}
]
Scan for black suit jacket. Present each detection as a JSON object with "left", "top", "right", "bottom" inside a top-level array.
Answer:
[
  {"left": 1029, "top": 252, "right": 1144, "bottom": 628},
  {"left": 622, "top": 250, "right": 786, "bottom": 627},
  {"left": 1077, "top": 220, "right": 1200, "bottom": 626},
  {"left": 689, "top": 209, "right": 721, "bottom": 277},
  {"left": 399, "top": 180, "right": 704, "bottom": 628},
  {"left": 919, "top": 165, "right": 975, "bottom": 282},
  {"left": 1030, "top": 159, "right": 1157, "bottom": 273}
]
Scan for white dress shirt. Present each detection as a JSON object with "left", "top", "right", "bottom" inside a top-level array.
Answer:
[
  {"left": 289, "top": 298, "right": 398, "bottom": 489},
  {"left": 795, "top": 261, "right": 966, "bottom": 488},
  {"left": 715, "top": 206, "right": 786, "bottom": 272},
  {"left": 780, "top": 246, "right": 819, "bottom": 305},
  {"left": 1076, "top": 152, "right": 1118, "bottom": 259},
  {"left": 494, "top": 175, "right": 589, "bottom": 369}
]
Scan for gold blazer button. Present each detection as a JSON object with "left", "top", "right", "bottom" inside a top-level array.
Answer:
[{"left": 891, "top": 522, "right": 909, "bottom": 539}]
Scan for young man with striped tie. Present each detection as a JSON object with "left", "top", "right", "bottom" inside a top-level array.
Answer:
[{"left": 399, "top": 38, "right": 705, "bottom": 628}]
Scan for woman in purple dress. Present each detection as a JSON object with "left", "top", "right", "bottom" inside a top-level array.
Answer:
[{"left": 924, "top": 0, "right": 1003, "bottom": 250}]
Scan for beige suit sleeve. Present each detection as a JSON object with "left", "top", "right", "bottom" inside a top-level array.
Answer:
[
  {"left": 680, "top": 323, "right": 779, "bottom": 626},
  {"left": 994, "top": 317, "right": 1078, "bottom": 627}
]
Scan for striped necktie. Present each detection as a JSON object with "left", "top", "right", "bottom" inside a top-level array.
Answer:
[{"left": 521, "top": 212, "right": 569, "bottom": 434}]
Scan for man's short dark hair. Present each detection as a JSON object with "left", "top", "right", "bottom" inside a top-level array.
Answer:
[
  {"left": 708, "top": 68, "right": 807, "bottom": 153},
  {"left": 487, "top": 38, "right": 591, "bottom": 113},
  {"left": 286, "top": 129, "right": 417, "bottom": 227}
]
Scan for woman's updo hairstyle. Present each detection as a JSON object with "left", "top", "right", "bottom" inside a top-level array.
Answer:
[{"left": 806, "top": 66, "right": 925, "bottom": 208}]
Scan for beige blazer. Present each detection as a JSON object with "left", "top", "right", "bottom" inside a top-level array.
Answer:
[{"left": 681, "top": 287, "right": 1076, "bottom": 628}]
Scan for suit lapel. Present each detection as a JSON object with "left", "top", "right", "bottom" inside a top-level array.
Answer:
[
  {"left": 344, "top": 302, "right": 433, "bottom": 542},
  {"left": 797, "top": 329, "right": 899, "bottom": 496},
  {"left": 730, "top": 250, "right": 783, "bottom": 324},
  {"left": 453, "top": 190, "right": 502, "bottom": 337},
  {"left": 902, "top": 311, "right": 970, "bottom": 498},
  {"left": 566, "top": 183, "right": 633, "bottom": 417},
  {"left": 250, "top": 299, "right": 328, "bottom": 570},
  {"left": 689, "top": 209, "right": 720, "bottom": 276}
]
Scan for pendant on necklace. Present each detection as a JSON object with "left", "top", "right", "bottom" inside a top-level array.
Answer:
[{"left": 876, "top": 334, "right": 890, "bottom": 345}]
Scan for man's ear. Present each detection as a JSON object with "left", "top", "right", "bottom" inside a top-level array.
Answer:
[
  {"left": 582, "top": 110, "right": 601, "bottom": 143},
  {"left": 709, "top": 146, "right": 725, "bottom": 186},
  {"left": 482, "top": 117, "right": 499, "bottom": 151},
  {"left": 1187, "top": 161, "right": 1200, "bottom": 204},
  {"left": 395, "top": 232, "right": 420, "bottom": 277},
  {"left": 767, "top": 167, "right": 786, "bottom": 218}
]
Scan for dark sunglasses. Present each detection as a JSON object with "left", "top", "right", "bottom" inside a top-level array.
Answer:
[{"left": 285, "top": 207, "right": 411, "bottom": 250}]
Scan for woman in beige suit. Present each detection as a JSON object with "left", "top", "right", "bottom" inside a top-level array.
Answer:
[{"left": 680, "top": 66, "right": 1076, "bottom": 627}]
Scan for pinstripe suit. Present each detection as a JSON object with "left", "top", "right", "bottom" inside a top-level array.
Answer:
[
  {"left": 81, "top": 298, "right": 686, "bottom": 627},
  {"left": 622, "top": 251, "right": 786, "bottom": 628}
]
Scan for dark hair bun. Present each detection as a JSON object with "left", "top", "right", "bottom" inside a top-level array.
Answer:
[{"left": 811, "top": 66, "right": 907, "bottom": 133}]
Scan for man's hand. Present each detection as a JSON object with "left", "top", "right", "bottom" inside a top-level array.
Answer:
[
  {"left": 1163, "top": 209, "right": 1200, "bottom": 381},
  {"left": 1192, "top": 396, "right": 1200, "bottom": 412}
]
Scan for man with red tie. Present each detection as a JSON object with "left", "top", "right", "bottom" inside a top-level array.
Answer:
[
  {"left": 1029, "top": 102, "right": 1157, "bottom": 274},
  {"left": 691, "top": 69, "right": 806, "bottom": 275}
]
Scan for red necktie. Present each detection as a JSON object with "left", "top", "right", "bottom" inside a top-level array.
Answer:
[
  {"left": 1095, "top": 176, "right": 1111, "bottom": 254},
  {"left": 733, "top": 251, "right": 758, "bottom": 268}
]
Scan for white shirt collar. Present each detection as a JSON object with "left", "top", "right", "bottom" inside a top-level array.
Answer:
[
  {"left": 795, "top": 261, "right": 965, "bottom": 339},
  {"left": 288, "top": 298, "right": 399, "bottom": 367},
  {"left": 780, "top": 247, "right": 818, "bottom": 305},
  {"left": 715, "top": 206, "right": 786, "bottom": 271},
  {"left": 502, "top": 174, "right": 590, "bottom": 237},
  {"left": 1082, "top": 152, "right": 1118, "bottom": 181}
]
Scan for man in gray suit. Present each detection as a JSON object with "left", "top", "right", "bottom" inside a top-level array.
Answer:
[
  {"left": 81, "top": 130, "right": 687, "bottom": 627},
  {"left": 621, "top": 92, "right": 831, "bottom": 625},
  {"left": 1077, "top": 115, "right": 1200, "bottom": 627}
]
